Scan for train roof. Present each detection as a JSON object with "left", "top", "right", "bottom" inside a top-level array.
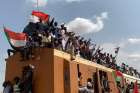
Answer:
[
  {"left": 54, "top": 49, "right": 140, "bottom": 83},
  {"left": 123, "top": 74, "right": 140, "bottom": 83},
  {"left": 54, "top": 49, "right": 113, "bottom": 72}
]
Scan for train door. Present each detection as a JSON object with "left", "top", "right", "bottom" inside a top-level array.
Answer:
[
  {"left": 93, "top": 71, "right": 99, "bottom": 93},
  {"left": 77, "top": 64, "right": 99, "bottom": 93},
  {"left": 98, "top": 70, "right": 110, "bottom": 93}
]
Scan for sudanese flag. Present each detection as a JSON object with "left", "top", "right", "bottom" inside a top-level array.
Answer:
[
  {"left": 32, "top": 10, "right": 49, "bottom": 22},
  {"left": 4, "top": 27, "right": 27, "bottom": 49}
]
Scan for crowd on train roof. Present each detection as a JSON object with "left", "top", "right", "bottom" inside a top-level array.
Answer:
[
  {"left": 7, "top": 11, "right": 140, "bottom": 79},
  {"left": 3, "top": 10, "right": 140, "bottom": 93}
]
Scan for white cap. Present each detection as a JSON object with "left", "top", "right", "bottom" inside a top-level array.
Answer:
[
  {"left": 29, "top": 64, "right": 35, "bottom": 69},
  {"left": 87, "top": 82, "right": 92, "bottom": 87},
  {"left": 29, "top": 15, "right": 40, "bottom": 23}
]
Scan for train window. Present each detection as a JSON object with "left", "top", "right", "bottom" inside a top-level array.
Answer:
[
  {"left": 99, "top": 70, "right": 110, "bottom": 93},
  {"left": 77, "top": 64, "right": 96, "bottom": 93}
]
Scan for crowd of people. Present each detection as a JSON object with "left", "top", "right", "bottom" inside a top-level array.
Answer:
[
  {"left": 78, "top": 71, "right": 139, "bottom": 93},
  {"left": 7, "top": 13, "right": 140, "bottom": 78},
  {"left": 116, "top": 81, "right": 136, "bottom": 93},
  {"left": 22, "top": 15, "right": 140, "bottom": 78},
  {"left": 120, "top": 63, "right": 140, "bottom": 78},
  {"left": 3, "top": 65, "right": 34, "bottom": 93},
  {"left": 4, "top": 10, "right": 140, "bottom": 93}
]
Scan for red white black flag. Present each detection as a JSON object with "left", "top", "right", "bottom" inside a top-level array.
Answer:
[
  {"left": 4, "top": 27, "right": 27, "bottom": 48},
  {"left": 32, "top": 10, "right": 49, "bottom": 22}
]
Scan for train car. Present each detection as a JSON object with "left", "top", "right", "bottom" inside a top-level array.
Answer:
[{"left": 4, "top": 48, "right": 139, "bottom": 93}]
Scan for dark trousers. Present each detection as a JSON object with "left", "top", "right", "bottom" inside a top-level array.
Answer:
[
  {"left": 20, "top": 48, "right": 31, "bottom": 61},
  {"left": 7, "top": 49, "right": 16, "bottom": 56}
]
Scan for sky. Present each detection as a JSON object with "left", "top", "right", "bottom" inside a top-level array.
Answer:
[{"left": 1, "top": 0, "right": 140, "bottom": 92}]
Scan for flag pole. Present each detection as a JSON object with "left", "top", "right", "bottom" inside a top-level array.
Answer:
[
  {"left": 37, "top": 0, "right": 39, "bottom": 11},
  {"left": 3, "top": 24, "right": 5, "bottom": 29}
]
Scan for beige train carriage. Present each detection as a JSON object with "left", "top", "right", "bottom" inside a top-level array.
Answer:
[
  {"left": 123, "top": 73, "right": 140, "bottom": 84},
  {"left": 4, "top": 48, "right": 139, "bottom": 93}
]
